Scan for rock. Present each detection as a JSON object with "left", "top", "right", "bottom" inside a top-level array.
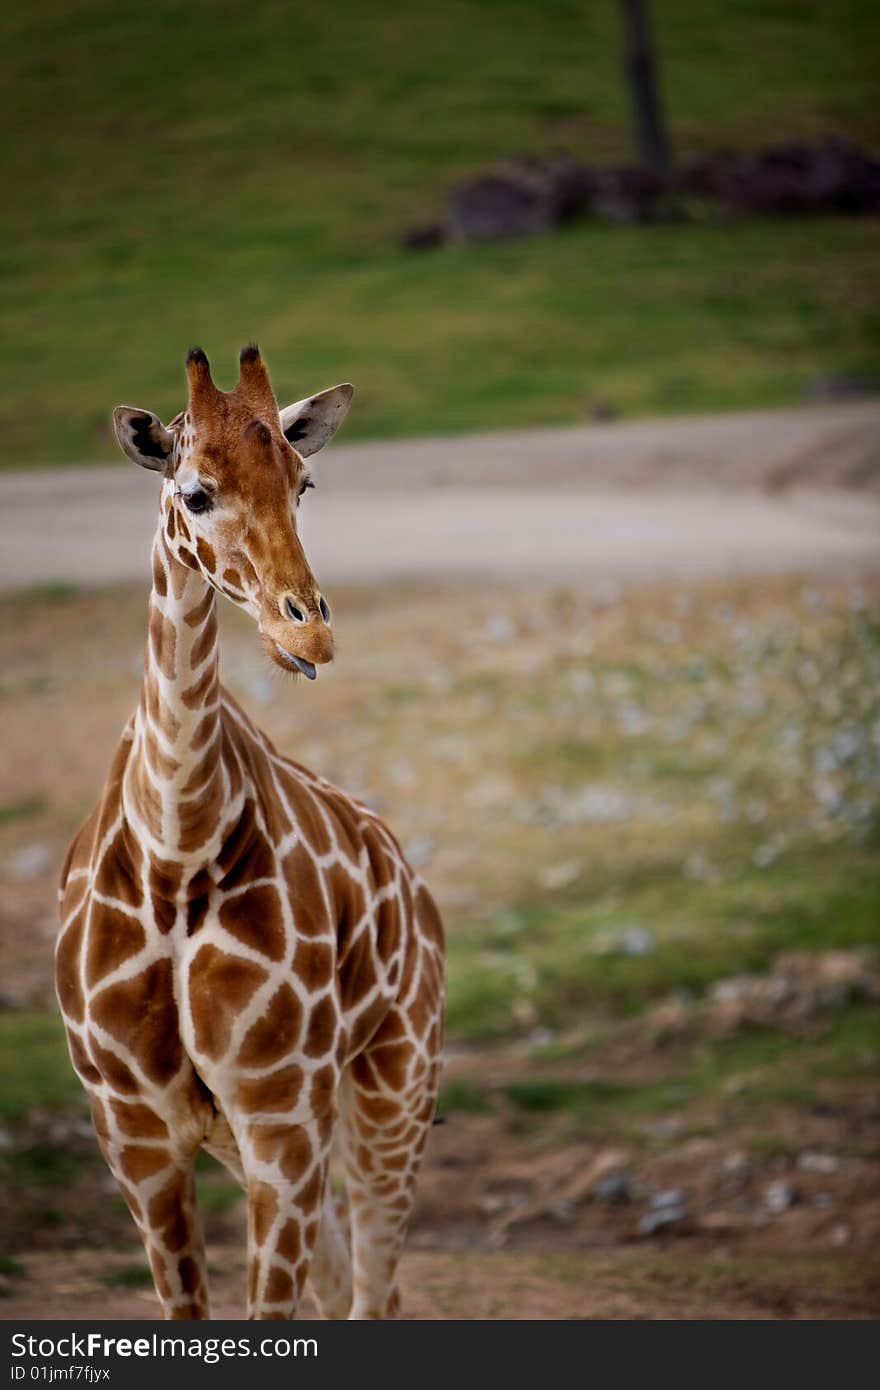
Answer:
[
  {"left": 593, "top": 1172, "right": 633, "bottom": 1206},
  {"left": 614, "top": 702, "right": 653, "bottom": 736},
  {"left": 485, "top": 1147, "right": 629, "bottom": 1237},
  {"left": 680, "top": 137, "right": 880, "bottom": 217},
  {"left": 586, "top": 399, "right": 618, "bottom": 422},
  {"left": 705, "top": 949, "right": 880, "bottom": 1034},
  {"left": 720, "top": 1150, "right": 751, "bottom": 1175},
  {"left": 405, "top": 836, "right": 434, "bottom": 869},
  {"left": 646, "top": 993, "right": 693, "bottom": 1041},
  {"left": 538, "top": 859, "right": 583, "bottom": 892},
  {"left": 589, "top": 164, "right": 669, "bottom": 225},
  {"left": 716, "top": 1150, "right": 753, "bottom": 1196},
  {"left": 9, "top": 843, "right": 51, "bottom": 880},
  {"left": 798, "top": 1151, "right": 839, "bottom": 1175},
  {"left": 548, "top": 1199, "right": 578, "bottom": 1225},
  {"left": 554, "top": 1149, "right": 631, "bottom": 1208},
  {"left": 612, "top": 925, "right": 656, "bottom": 956},
  {"left": 400, "top": 222, "right": 447, "bottom": 252},
  {"left": 753, "top": 842, "right": 778, "bottom": 869},
  {"left": 637, "top": 1208, "right": 682, "bottom": 1236},
  {"left": 569, "top": 784, "right": 634, "bottom": 825},
  {"left": 763, "top": 1179, "right": 796, "bottom": 1214},
  {"left": 803, "top": 372, "right": 879, "bottom": 403},
  {"left": 448, "top": 154, "right": 594, "bottom": 243},
  {"left": 484, "top": 614, "right": 516, "bottom": 643},
  {"left": 651, "top": 1188, "right": 686, "bottom": 1210},
  {"left": 642, "top": 1115, "right": 685, "bottom": 1141},
  {"left": 683, "top": 852, "right": 708, "bottom": 880},
  {"left": 407, "top": 137, "right": 880, "bottom": 254},
  {"left": 638, "top": 1190, "right": 690, "bottom": 1237}
]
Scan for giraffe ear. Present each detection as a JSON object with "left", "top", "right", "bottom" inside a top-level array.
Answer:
[
  {"left": 113, "top": 407, "right": 174, "bottom": 473},
  {"left": 279, "top": 384, "right": 354, "bottom": 458}
]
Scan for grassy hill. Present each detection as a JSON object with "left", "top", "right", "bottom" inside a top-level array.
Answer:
[{"left": 1, "top": 0, "right": 878, "bottom": 465}]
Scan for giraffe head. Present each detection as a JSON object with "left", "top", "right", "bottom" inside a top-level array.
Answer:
[{"left": 113, "top": 345, "right": 353, "bottom": 680}]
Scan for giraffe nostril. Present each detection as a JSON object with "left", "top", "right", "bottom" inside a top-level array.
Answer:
[
  {"left": 284, "top": 597, "right": 306, "bottom": 624},
  {"left": 319, "top": 595, "right": 331, "bottom": 624}
]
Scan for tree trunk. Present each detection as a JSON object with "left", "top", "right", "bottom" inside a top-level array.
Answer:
[{"left": 619, "top": 0, "right": 671, "bottom": 178}]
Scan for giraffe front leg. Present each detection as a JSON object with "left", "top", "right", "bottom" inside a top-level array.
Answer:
[
  {"left": 89, "top": 1095, "right": 209, "bottom": 1319},
  {"left": 140, "top": 1164, "right": 210, "bottom": 1319},
  {"left": 307, "top": 1182, "right": 353, "bottom": 1319},
  {"left": 237, "top": 1116, "right": 334, "bottom": 1320}
]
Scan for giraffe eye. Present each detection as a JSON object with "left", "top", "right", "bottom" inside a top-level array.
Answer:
[{"left": 182, "top": 487, "right": 211, "bottom": 515}]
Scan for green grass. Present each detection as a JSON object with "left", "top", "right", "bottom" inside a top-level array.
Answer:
[
  {"left": 505, "top": 1077, "right": 629, "bottom": 1114},
  {"left": 0, "top": 797, "right": 46, "bottom": 826},
  {"left": 194, "top": 1151, "right": 244, "bottom": 1216},
  {"left": 438, "top": 1079, "right": 493, "bottom": 1115},
  {"left": 447, "top": 843, "right": 880, "bottom": 1039},
  {"left": 500, "top": 1004, "right": 880, "bottom": 1135},
  {"left": 101, "top": 1264, "right": 154, "bottom": 1289},
  {"left": 0, "top": 1013, "right": 84, "bottom": 1123},
  {"left": 0, "top": 1, "right": 878, "bottom": 465}
]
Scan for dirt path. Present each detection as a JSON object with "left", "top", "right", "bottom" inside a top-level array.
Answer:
[
  {"left": 0, "top": 404, "right": 877, "bottom": 591},
  {"left": 4, "top": 1246, "right": 877, "bottom": 1321}
]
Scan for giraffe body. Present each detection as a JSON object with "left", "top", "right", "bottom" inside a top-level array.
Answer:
[{"left": 55, "top": 348, "right": 444, "bottom": 1319}]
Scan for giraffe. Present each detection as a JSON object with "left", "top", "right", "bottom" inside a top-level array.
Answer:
[{"left": 54, "top": 345, "right": 445, "bottom": 1321}]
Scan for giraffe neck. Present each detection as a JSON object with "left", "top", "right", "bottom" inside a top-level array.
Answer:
[{"left": 123, "top": 516, "right": 240, "bottom": 865}]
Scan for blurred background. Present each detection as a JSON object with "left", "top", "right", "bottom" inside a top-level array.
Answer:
[{"left": 0, "top": 1, "right": 878, "bottom": 1318}]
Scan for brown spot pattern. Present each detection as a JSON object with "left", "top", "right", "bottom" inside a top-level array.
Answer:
[
  {"left": 148, "top": 1181, "right": 191, "bottom": 1253},
  {"left": 292, "top": 939, "right": 334, "bottom": 992},
  {"left": 120, "top": 1146, "right": 171, "bottom": 1183},
  {"left": 110, "top": 1100, "right": 169, "bottom": 1139},
  {"left": 303, "top": 995, "right": 338, "bottom": 1059},
  {"left": 55, "top": 909, "right": 86, "bottom": 1023},
  {"left": 219, "top": 883, "right": 286, "bottom": 961},
  {"left": 184, "top": 587, "right": 214, "bottom": 629},
  {"left": 189, "top": 944, "right": 269, "bottom": 1060},
  {"left": 188, "top": 609, "right": 217, "bottom": 669},
  {"left": 91, "top": 958, "right": 183, "bottom": 1085},
  {"left": 238, "top": 984, "right": 303, "bottom": 1066},
  {"left": 195, "top": 537, "right": 216, "bottom": 573},
  {"left": 85, "top": 905, "right": 145, "bottom": 987},
  {"left": 148, "top": 606, "right": 176, "bottom": 680},
  {"left": 235, "top": 1063, "right": 304, "bottom": 1114}
]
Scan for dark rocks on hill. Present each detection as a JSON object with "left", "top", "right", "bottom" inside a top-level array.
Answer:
[
  {"left": 400, "top": 222, "right": 447, "bottom": 252},
  {"left": 802, "top": 371, "right": 879, "bottom": 403},
  {"left": 678, "top": 137, "right": 880, "bottom": 216},
  {"left": 401, "top": 137, "right": 880, "bottom": 248},
  {"left": 447, "top": 155, "right": 595, "bottom": 243}
]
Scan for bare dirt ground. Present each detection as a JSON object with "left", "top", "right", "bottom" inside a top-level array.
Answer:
[
  {"left": 5, "top": 1245, "right": 879, "bottom": 1321},
  {"left": 0, "top": 403, "right": 878, "bottom": 591}
]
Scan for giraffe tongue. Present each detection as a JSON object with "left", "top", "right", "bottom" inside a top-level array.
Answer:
[
  {"left": 290, "top": 655, "right": 317, "bottom": 680},
  {"left": 273, "top": 641, "right": 317, "bottom": 679}
]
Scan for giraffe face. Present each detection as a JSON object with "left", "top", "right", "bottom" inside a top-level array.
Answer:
[{"left": 113, "top": 347, "right": 354, "bottom": 681}]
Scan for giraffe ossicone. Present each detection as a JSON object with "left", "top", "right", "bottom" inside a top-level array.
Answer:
[{"left": 55, "top": 345, "right": 445, "bottom": 1320}]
